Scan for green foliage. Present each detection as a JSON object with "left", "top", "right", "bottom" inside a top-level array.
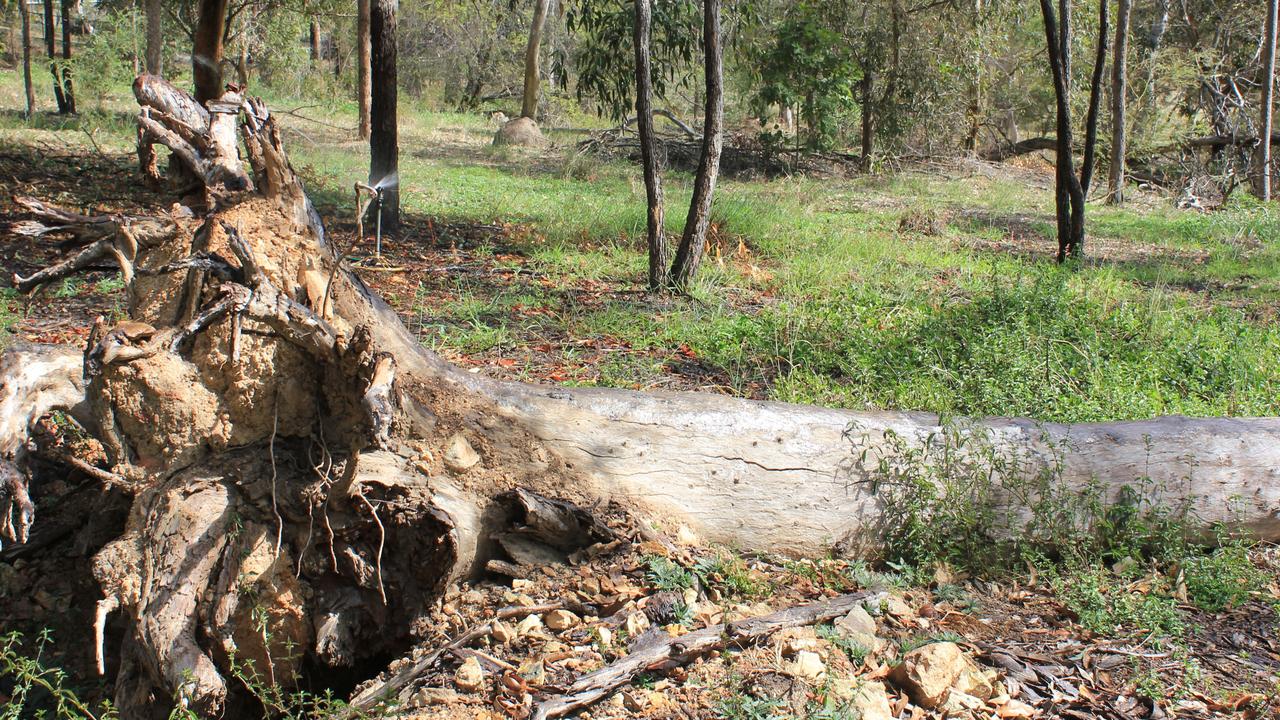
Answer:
[
  {"left": 816, "top": 624, "right": 869, "bottom": 666},
  {"left": 1046, "top": 563, "right": 1185, "bottom": 639},
  {"left": 567, "top": 0, "right": 702, "bottom": 120},
  {"left": 694, "top": 550, "right": 767, "bottom": 598},
  {"left": 753, "top": 3, "right": 858, "bottom": 150},
  {"left": 70, "top": 10, "right": 144, "bottom": 112},
  {"left": 1181, "top": 540, "right": 1267, "bottom": 611},
  {"left": 715, "top": 693, "right": 786, "bottom": 720},
  {"left": 645, "top": 555, "right": 695, "bottom": 591},
  {"left": 1, "top": 630, "right": 115, "bottom": 720}
]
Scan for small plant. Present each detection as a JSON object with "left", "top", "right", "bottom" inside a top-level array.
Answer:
[
  {"left": 1048, "top": 563, "right": 1184, "bottom": 639},
  {"left": 644, "top": 555, "right": 694, "bottom": 592},
  {"left": 715, "top": 694, "right": 787, "bottom": 720},
  {"left": 695, "top": 551, "right": 767, "bottom": 598},
  {"left": 816, "top": 624, "right": 869, "bottom": 666},
  {"left": 1181, "top": 539, "right": 1267, "bottom": 611},
  {"left": 0, "top": 629, "right": 116, "bottom": 720},
  {"left": 898, "top": 631, "right": 965, "bottom": 654}
]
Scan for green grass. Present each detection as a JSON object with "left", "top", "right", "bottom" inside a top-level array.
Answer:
[{"left": 4, "top": 72, "right": 1280, "bottom": 423}]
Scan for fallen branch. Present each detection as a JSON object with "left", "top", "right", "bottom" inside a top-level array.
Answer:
[{"left": 531, "top": 589, "right": 886, "bottom": 720}]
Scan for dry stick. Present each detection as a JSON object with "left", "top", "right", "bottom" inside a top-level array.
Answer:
[
  {"left": 346, "top": 602, "right": 563, "bottom": 712},
  {"left": 531, "top": 590, "right": 885, "bottom": 720},
  {"left": 269, "top": 394, "right": 283, "bottom": 558}
]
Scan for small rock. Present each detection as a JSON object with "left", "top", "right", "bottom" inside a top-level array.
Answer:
[
  {"left": 595, "top": 626, "right": 613, "bottom": 647},
  {"left": 884, "top": 594, "right": 914, "bottom": 621},
  {"left": 675, "top": 524, "right": 699, "bottom": 546},
  {"left": 622, "top": 690, "right": 649, "bottom": 712},
  {"left": 624, "top": 612, "right": 650, "bottom": 637},
  {"left": 516, "top": 614, "right": 544, "bottom": 637},
  {"left": 954, "top": 661, "right": 1001, "bottom": 700},
  {"left": 785, "top": 650, "right": 826, "bottom": 682},
  {"left": 941, "top": 689, "right": 985, "bottom": 715},
  {"left": 834, "top": 605, "right": 883, "bottom": 653},
  {"left": 889, "top": 641, "right": 966, "bottom": 708},
  {"left": 454, "top": 656, "right": 485, "bottom": 692},
  {"left": 850, "top": 681, "right": 894, "bottom": 720},
  {"left": 545, "top": 609, "right": 580, "bottom": 631},
  {"left": 490, "top": 620, "right": 515, "bottom": 644},
  {"left": 444, "top": 433, "right": 480, "bottom": 472},
  {"left": 412, "top": 687, "right": 460, "bottom": 706},
  {"left": 779, "top": 628, "right": 819, "bottom": 656},
  {"left": 517, "top": 657, "right": 546, "bottom": 685}
]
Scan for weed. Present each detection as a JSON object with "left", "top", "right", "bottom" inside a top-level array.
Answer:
[
  {"left": 816, "top": 624, "right": 870, "bottom": 666},
  {"left": 715, "top": 694, "right": 787, "bottom": 720},
  {"left": 1047, "top": 563, "right": 1184, "bottom": 639},
  {"left": 645, "top": 555, "right": 695, "bottom": 592},
  {"left": 897, "top": 631, "right": 965, "bottom": 654},
  {"left": 0, "top": 629, "right": 115, "bottom": 719},
  {"left": 1181, "top": 539, "right": 1267, "bottom": 611},
  {"left": 695, "top": 551, "right": 768, "bottom": 598}
]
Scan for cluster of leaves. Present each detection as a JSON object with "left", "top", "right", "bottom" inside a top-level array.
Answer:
[{"left": 751, "top": 3, "right": 859, "bottom": 151}]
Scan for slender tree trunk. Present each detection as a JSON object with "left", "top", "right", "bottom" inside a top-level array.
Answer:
[
  {"left": 668, "top": 0, "right": 723, "bottom": 290},
  {"left": 192, "top": 0, "right": 229, "bottom": 103},
  {"left": 1073, "top": 0, "right": 1108, "bottom": 253},
  {"left": 43, "top": 0, "right": 67, "bottom": 112},
  {"left": 860, "top": 71, "right": 874, "bottom": 172},
  {"left": 634, "top": 0, "right": 668, "bottom": 291},
  {"left": 1041, "top": 0, "right": 1080, "bottom": 262},
  {"left": 370, "top": 0, "right": 399, "bottom": 232},
  {"left": 1255, "top": 0, "right": 1278, "bottom": 200},
  {"left": 1108, "top": 0, "right": 1131, "bottom": 204},
  {"left": 58, "top": 0, "right": 74, "bottom": 113},
  {"left": 310, "top": 17, "right": 321, "bottom": 67},
  {"left": 144, "top": 0, "right": 162, "bottom": 75},
  {"left": 521, "top": 0, "right": 550, "bottom": 119},
  {"left": 357, "top": 0, "right": 372, "bottom": 139},
  {"left": 19, "top": 0, "right": 35, "bottom": 118}
]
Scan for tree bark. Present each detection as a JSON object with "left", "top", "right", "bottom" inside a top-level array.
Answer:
[
  {"left": 521, "top": 0, "right": 550, "bottom": 120},
  {"left": 145, "top": 0, "right": 162, "bottom": 75},
  {"left": 370, "top": 0, "right": 399, "bottom": 232},
  {"left": 1108, "top": 0, "right": 1131, "bottom": 204},
  {"left": 192, "top": 0, "right": 229, "bottom": 103},
  {"left": 6, "top": 87, "right": 1280, "bottom": 715},
  {"left": 860, "top": 71, "right": 874, "bottom": 172},
  {"left": 58, "top": 0, "right": 74, "bottom": 113},
  {"left": 19, "top": 0, "right": 35, "bottom": 118},
  {"left": 633, "top": 0, "right": 668, "bottom": 291},
  {"left": 1255, "top": 0, "right": 1278, "bottom": 201},
  {"left": 668, "top": 0, "right": 723, "bottom": 290},
  {"left": 310, "top": 17, "right": 322, "bottom": 68},
  {"left": 1040, "top": 0, "right": 1106, "bottom": 261},
  {"left": 357, "top": 0, "right": 372, "bottom": 139},
  {"left": 43, "top": 0, "right": 67, "bottom": 112}
]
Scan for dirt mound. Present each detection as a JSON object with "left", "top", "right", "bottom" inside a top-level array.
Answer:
[{"left": 494, "top": 117, "right": 546, "bottom": 147}]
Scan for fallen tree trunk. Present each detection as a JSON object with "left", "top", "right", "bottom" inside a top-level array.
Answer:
[{"left": 3, "top": 81, "right": 1280, "bottom": 715}]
